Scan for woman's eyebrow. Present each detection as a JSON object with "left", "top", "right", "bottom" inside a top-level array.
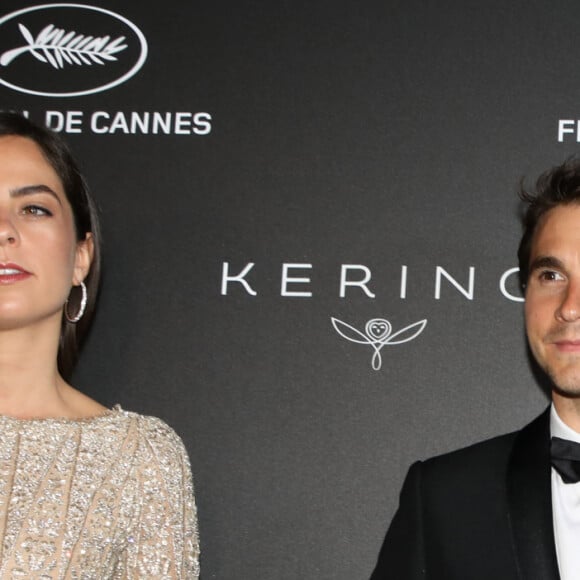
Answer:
[{"left": 9, "top": 184, "right": 62, "bottom": 205}]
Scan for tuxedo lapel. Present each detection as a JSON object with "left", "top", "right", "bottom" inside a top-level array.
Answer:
[{"left": 507, "top": 408, "right": 560, "bottom": 580}]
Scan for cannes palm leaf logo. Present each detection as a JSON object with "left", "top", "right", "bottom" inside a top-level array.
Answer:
[{"left": 0, "top": 23, "right": 127, "bottom": 69}]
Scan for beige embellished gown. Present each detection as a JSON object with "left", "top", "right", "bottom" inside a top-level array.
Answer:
[{"left": 0, "top": 407, "right": 200, "bottom": 579}]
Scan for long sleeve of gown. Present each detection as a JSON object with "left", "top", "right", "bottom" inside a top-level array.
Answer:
[{"left": 120, "top": 415, "right": 200, "bottom": 579}]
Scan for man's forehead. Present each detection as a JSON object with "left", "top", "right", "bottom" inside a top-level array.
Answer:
[
  {"left": 536, "top": 204, "right": 580, "bottom": 234},
  {"left": 531, "top": 204, "right": 580, "bottom": 257}
]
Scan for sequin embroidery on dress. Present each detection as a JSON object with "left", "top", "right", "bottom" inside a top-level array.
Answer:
[{"left": 0, "top": 409, "right": 199, "bottom": 579}]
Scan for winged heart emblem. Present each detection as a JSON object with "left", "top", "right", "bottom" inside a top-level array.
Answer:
[{"left": 331, "top": 317, "right": 427, "bottom": 370}]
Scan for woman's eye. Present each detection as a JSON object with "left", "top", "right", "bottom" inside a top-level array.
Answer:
[{"left": 22, "top": 205, "right": 52, "bottom": 217}]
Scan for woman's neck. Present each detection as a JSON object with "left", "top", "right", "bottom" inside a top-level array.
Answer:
[
  {"left": 0, "top": 320, "right": 73, "bottom": 418},
  {"left": 0, "top": 318, "right": 105, "bottom": 420}
]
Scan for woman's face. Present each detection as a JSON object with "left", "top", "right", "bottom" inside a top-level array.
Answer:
[{"left": 0, "top": 135, "right": 92, "bottom": 330}]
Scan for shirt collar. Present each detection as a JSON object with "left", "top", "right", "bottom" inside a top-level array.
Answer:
[{"left": 550, "top": 403, "right": 580, "bottom": 443}]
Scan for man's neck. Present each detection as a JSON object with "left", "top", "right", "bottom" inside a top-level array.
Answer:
[{"left": 552, "top": 393, "right": 580, "bottom": 433}]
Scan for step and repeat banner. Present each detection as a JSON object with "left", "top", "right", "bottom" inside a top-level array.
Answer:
[{"left": 0, "top": 1, "right": 576, "bottom": 578}]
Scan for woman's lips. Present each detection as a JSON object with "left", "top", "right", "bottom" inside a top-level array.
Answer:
[{"left": 0, "top": 263, "right": 31, "bottom": 284}]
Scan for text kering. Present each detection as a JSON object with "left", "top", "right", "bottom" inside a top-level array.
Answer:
[{"left": 220, "top": 263, "right": 523, "bottom": 302}]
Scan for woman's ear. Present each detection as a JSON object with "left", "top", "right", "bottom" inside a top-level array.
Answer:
[{"left": 72, "top": 233, "right": 94, "bottom": 285}]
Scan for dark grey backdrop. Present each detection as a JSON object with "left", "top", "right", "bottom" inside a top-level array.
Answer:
[{"left": 0, "top": 1, "right": 576, "bottom": 578}]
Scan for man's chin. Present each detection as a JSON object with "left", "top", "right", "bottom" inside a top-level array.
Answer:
[
  {"left": 553, "top": 388, "right": 580, "bottom": 400},
  {"left": 550, "top": 374, "right": 580, "bottom": 398}
]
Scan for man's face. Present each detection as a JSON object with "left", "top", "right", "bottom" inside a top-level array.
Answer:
[{"left": 525, "top": 203, "right": 580, "bottom": 395}]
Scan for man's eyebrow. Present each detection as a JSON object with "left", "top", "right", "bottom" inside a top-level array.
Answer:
[
  {"left": 529, "top": 255, "right": 564, "bottom": 272},
  {"left": 9, "top": 184, "right": 62, "bottom": 205}
]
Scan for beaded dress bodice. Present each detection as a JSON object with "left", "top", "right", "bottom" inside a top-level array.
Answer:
[{"left": 0, "top": 408, "right": 199, "bottom": 579}]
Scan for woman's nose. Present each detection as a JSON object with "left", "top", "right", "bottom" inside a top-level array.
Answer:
[{"left": 0, "top": 215, "right": 19, "bottom": 247}]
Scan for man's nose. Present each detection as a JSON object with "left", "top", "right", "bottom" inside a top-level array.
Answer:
[{"left": 557, "top": 280, "right": 580, "bottom": 322}]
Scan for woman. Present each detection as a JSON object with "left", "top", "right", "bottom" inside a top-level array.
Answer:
[{"left": 0, "top": 112, "right": 199, "bottom": 578}]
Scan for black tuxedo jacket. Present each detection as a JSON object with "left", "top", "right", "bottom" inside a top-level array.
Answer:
[{"left": 370, "top": 409, "right": 561, "bottom": 579}]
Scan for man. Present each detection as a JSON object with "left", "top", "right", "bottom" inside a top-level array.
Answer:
[{"left": 370, "top": 159, "right": 580, "bottom": 580}]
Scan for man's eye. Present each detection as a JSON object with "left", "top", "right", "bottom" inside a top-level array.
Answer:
[
  {"left": 22, "top": 205, "right": 52, "bottom": 217},
  {"left": 538, "top": 270, "right": 564, "bottom": 282}
]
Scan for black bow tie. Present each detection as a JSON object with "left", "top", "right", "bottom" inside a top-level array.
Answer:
[{"left": 551, "top": 437, "right": 580, "bottom": 484}]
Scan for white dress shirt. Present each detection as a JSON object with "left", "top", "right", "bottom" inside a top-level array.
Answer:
[{"left": 551, "top": 404, "right": 580, "bottom": 580}]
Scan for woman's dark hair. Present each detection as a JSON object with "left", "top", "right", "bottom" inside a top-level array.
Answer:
[
  {"left": 518, "top": 157, "right": 580, "bottom": 290},
  {"left": 0, "top": 112, "right": 101, "bottom": 379}
]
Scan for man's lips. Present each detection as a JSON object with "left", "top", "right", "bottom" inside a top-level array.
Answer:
[{"left": 554, "top": 340, "right": 580, "bottom": 352}]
